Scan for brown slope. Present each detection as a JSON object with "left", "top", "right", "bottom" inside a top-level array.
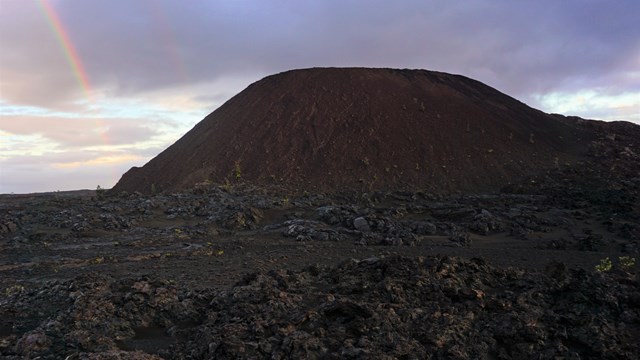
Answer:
[{"left": 113, "top": 67, "right": 598, "bottom": 194}]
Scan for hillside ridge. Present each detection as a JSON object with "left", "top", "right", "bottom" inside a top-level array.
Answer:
[{"left": 112, "top": 67, "right": 633, "bottom": 194}]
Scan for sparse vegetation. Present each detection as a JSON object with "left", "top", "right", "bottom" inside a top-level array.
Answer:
[
  {"left": 196, "top": 179, "right": 213, "bottom": 187},
  {"left": 174, "top": 228, "right": 189, "bottom": 239},
  {"left": 595, "top": 257, "right": 612, "bottom": 272},
  {"left": 368, "top": 174, "right": 378, "bottom": 191},
  {"left": 222, "top": 178, "right": 233, "bottom": 191},
  {"left": 595, "top": 256, "right": 636, "bottom": 273},
  {"left": 619, "top": 256, "right": 636, "bottom": 270},
  {"left": 96, "top": 185, "right": 106, "bottom": 200},
  {"left": 234, "top": 161, "right": 242, "bottom": 180},
  {"left": 4, "top": 284, "right": 25, "bottom": 296}
]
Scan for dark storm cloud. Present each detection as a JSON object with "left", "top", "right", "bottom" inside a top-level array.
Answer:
[{"left": 1, "top": 0, "right": 637, "bottom": 107}]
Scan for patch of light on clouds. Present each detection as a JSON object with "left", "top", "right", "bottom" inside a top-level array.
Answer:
[
  {"left": 531, "top": 90, "right": 640, "bottom": 123},
  {"left": 0, "top": 157, "right": 140, "bottom": 193},
  {"left": 89, "top": 98, "right": 205, "bottom": 123},
  {"left": 50, "top": 154, "right": 143, "bottom": 169},
  {"left": 0, "top": 98, "right": 203, "bottom": 125},
  {"left": 0, "top": 109, "right": 209, "bottom": 193},
  {"left": 0, "top": 98, "right": 206, "bottom": 152},
  {"left": 0, "top": 98, "right": 200, "bottom": 193},
  {"left": 80, "top": 141, "right": 170, "bottom": 154},
  {"left": 0, "top": 133, "right": 60, "bottom": 158},
  {"left": 0, "top": 104, "right": 84, "bottom": 118},
  {"left": 83, "top": 76, "right": 256, "bottom": 139}
]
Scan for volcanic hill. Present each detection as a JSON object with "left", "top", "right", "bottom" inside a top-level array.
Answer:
[{"left": 113, "top": 67, "right": 635, "bottom": 194}]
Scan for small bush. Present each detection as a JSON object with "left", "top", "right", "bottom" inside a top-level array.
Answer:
[
  {"left": 96, "top": 185, "right": 106, "bottom": 200},
  {"left": 594, "top": 256, "right": 636, "bottom": 273},
  {"left": 595, "top": 257, "right": 612, "bottom": 272},
  {"left": 619, "top": 256, "right": 636, "bottom": 270},
  {"left": 234, "top": 161, "right": 242, "bottom": 180}
]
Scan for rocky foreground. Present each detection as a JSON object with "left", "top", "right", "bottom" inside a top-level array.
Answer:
[
  {"left": 3, "top": 255, "right": 639, "bottom": 359},
  {"left": 1, "top": 170, "right": 638, "bottom": 358}
]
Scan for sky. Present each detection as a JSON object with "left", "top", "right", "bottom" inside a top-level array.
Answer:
[{"left": 0, "top": 0, "right": 638, "bottom": 194}]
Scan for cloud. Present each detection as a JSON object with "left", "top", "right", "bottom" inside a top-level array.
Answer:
[
  {"left": 1, "top": 0, "right": 639, "bottom": 193},
  {"left": 51, "top": 154, "right": 143, "bottom": 169},
  {"left": 0, "top": 158, "right": 133, "bottom": 194},
  {"left": 531, "top": 90, "right": 640, "bottom": 123},
  {"left": 0, "top": 146, "right": 166, "bottom": 193},
  {"left": 2, "top": 1, "right": 638, "bottom": 111},
  {"left": 0, "top": 107, "right": 194, "bottom": 193},
  {"left": 0, "top": 115, "right": 159, "bottom": 148}
]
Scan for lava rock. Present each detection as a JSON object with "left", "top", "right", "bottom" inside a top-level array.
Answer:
[{"left": 353, "top": 217, "right": 370, "bottom": 232}]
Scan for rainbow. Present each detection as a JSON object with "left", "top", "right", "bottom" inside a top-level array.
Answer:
[
  {"left": 37, "top": 0, "right": 121, "bottom": 186},
  {"left": 37, "top": 0, "right": 93, "bottom": 100},
  {"left": 147, "top": 0, "right": 190, "bottom": 83}
]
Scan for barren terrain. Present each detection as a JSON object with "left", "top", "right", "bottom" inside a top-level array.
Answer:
[
  {"left": 114, "top": 68, "right": 609, "bottom": 194},
  {"left": 1, "top": 173, "right": 639, "bottom": 358}
]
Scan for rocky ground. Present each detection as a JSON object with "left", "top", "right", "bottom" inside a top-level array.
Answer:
[{"left": 1, "top": 175, "right": 639, "bottom": 359}]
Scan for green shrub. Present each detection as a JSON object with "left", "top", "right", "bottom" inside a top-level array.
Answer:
[
  {"left": 619, "top": 256, "right": 636, "bottom": 270},
  {"left": 595, "top": 257, "right": 612, "bottom": 272},
  {"left": 234, "top": 161, "right": 242, "bottom": 180}
]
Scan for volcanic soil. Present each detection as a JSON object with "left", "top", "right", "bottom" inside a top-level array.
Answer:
[
  {"left": 113, "top": 67, "right": 602, "bottom": 195},
  {"left": 1, "top": 169, "right": 639, "bottom": 358}
]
